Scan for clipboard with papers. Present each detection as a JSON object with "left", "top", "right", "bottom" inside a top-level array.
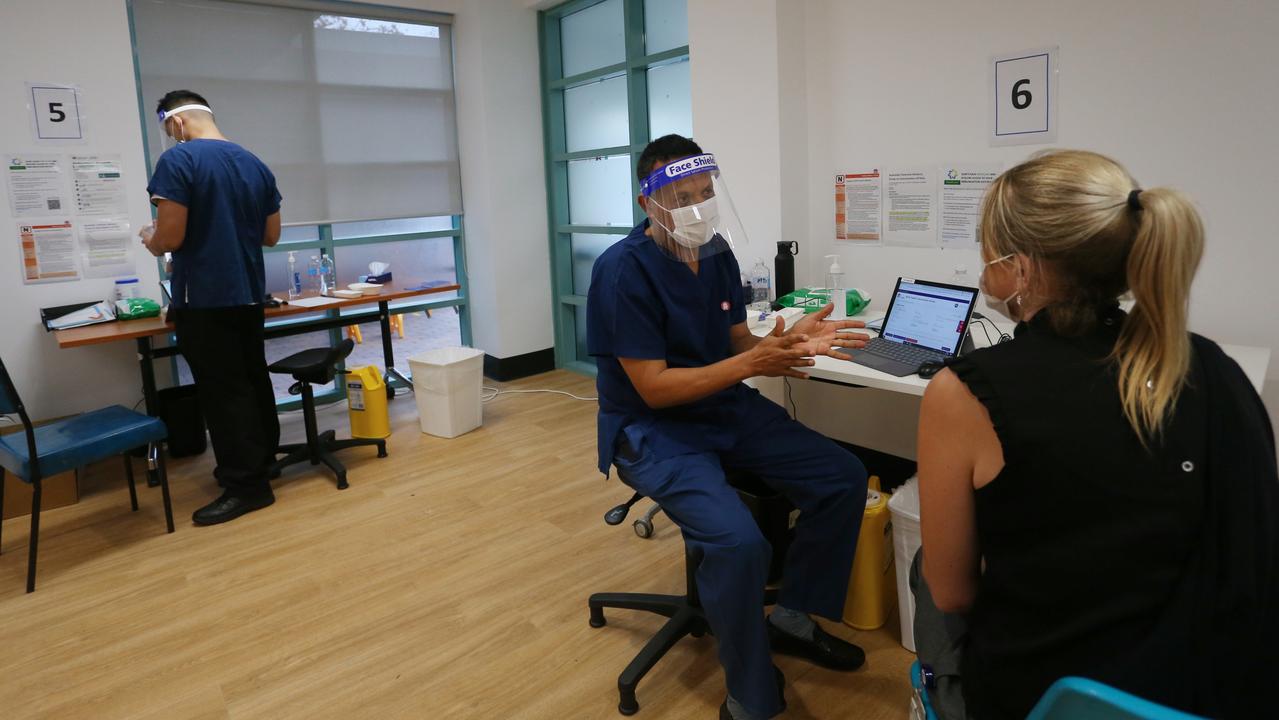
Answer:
[{"left": 40, "top": 301, "right": 116, "bottom": 331}]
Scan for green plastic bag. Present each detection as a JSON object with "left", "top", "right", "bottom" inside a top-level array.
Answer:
[
  {"left": 777, "top": 287, "right": 870, "bottom": 316},
  {"left": 114, "top": 297, "right": 162, "bottom": 320}
]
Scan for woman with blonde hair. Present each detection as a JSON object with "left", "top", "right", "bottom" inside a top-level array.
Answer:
[{"left": 912, "top": 150, "right": 1277, "bottom": 719}]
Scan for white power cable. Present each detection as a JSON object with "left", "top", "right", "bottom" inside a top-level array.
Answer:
[{"left": 481, "top": 385, "right": 597, "bottom": 403}]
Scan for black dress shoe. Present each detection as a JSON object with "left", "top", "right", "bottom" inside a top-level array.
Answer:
[
  {"left": 192, "top": 490, "right": 275, "bottom": 526},
  {"left": 768, "top": 620, "right": 866, "bottom": 671},
  {"left": 719, "top": 666, "right": 786, "bottom": 719}
]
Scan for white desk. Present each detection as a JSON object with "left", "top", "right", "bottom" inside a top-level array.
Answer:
[{"left": 750, "top": 309, "right": 1272, "bottom": 396}]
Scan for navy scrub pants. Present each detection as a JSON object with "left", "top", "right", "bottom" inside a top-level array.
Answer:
[{"left": 614, "top": 405, "right": 867, "bottom": 719}]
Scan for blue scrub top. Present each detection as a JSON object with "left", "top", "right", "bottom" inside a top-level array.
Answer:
[
  {"left": 146, "top": 139, "right": 281, "bottom": 309},
  {"left": 587, "top": 220, "right": 784, "bottom": 475}
]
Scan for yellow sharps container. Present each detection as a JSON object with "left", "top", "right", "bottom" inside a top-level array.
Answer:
[
  {"left": 346, "top": 366, "right": 390, "bottom": 439},
  {"left": 843, "top": 477, "right": 897, "bottom": 630}
]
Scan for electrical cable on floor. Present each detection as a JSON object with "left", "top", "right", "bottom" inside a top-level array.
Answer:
[
  {"left": 784, "top": 377, "right": 797, "bottom": 421},
  {"left": 481, "top": 386, "right": 597, "bottom": 403}
]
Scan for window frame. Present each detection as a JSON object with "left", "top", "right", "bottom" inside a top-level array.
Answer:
[{"left": 539, "top": 0, "right": 690, "bottom": 375}]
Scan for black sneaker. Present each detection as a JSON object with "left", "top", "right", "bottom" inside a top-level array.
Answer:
[
  {"left": 192, "top": 490, "right": 275, "bottom": 526},
  {"left": 719, "top": 666, "right": 785, "bottom": 719},
  {"left": 767, "top": 620, "right": 866, "bottom": 671}
]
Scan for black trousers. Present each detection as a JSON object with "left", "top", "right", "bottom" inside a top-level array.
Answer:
[{"left": 175, "top": 305, "right": 280, "bottom": 496}]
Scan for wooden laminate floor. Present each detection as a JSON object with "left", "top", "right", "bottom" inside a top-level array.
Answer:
[{"left": 0, "top": 371, "right": 914, "bottom": 719}]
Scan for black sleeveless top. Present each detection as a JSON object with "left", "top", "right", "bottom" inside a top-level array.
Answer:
[{"left": 951, "top": 307, "right": 1210, "bottom": 719}]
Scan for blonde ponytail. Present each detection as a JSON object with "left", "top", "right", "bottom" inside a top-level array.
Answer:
[
  {"left": 1112, "top": 187, "right": 1204, "bottom": 446},
  {"left": 979, "top": 150, "right": 1205, "bottom": 447}
]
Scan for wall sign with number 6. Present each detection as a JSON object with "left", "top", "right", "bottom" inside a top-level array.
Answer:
[
  {"left": 990, "top": 47, "right": 1057, "bottom": 147},
  {"left": 26, "top": 82, "right": 87, "bottom": 143}
]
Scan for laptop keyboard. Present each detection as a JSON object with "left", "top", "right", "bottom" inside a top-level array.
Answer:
[{"left": 863, "top": 337, "right": 944, "bottom": 365}]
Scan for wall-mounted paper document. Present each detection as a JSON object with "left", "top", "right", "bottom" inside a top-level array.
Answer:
[
  {"left": 835, "top": 170, "right": 882, "bottom": 244},
  {"left": 71, "top": 154, "right": 128, "bottom": 216},
  {"left": 18, "top": 220, "right": 80, "bottom": 283},
  {"left": 6, "top": 154, "right": 67, "bottom": 218},
  {"left": 883, "top": 169, "right": 938, "bottom": 248},
  {"left": 939, "top": 166, "right": 1001, "bottom": 248},
  {"left": 79, "top": 217, "right": 134, "bottom": 279}
]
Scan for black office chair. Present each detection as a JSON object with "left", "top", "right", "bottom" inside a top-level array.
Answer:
[
  {"left": 267, "top": 339, "right": 387, "bottom": 490},
  {"left": 588, "top": 469, "right": 794, "bottom": 716}
]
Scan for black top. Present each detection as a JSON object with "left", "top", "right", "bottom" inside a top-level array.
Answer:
[{"left": 950, "top": 306, "right": 1234, "bottom": 719}]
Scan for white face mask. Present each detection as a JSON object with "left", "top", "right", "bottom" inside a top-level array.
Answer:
[
  {"left": 979, "top": 253, "right": 1020, "bottom": 321},
  {"left": 667, "top": 196, "right": 719, "bottom": 249}
]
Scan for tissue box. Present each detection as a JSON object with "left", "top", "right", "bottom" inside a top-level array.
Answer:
[{"left": 366, "top": 271, "right": 392, "bottom": 284}]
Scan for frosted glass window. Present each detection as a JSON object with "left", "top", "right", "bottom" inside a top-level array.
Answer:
[
  {"left": 647, "top": 59, "right": 692, "bottom": 139},
  {"left": 332, "top": 216, "right": 453, "bottom": 240},
  {"left": 571, "top": 233, "right": 622, "bottom": 294},
  {"left": 644, "top": 0, "right": 688, "bottom": 55},
  {"left": 568, "top": 155, "right": 634, "bottom": 227},
  {"left": 560, "top": 0, "right": 624, "bottom": 77},
  {"left": 575, "top": 305, "right": 590, "bottom": 361},
  {"left": 132, "top": 0, "right": 461, "bottom": 225},
  {"left": 564, "top": 75, "right": 630, "bottom": 152},
  {"left": 279, "top": 225, "right": 318, "bottom": 244}
]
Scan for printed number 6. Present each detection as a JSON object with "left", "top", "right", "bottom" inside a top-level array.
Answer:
[
  {"left": 48, "top": 102, "right": 66, "bottom": 122},
  {"left": 1011, "top": 79, "right": 1032, "bottom": 110}
]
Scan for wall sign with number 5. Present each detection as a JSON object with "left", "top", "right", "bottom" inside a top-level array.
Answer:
[
  {"left": 990, "top": 47, "right": 1058, "bottom": 147},
  {"left": 26, "top": 82, "right": 88, "bottom": 144}
]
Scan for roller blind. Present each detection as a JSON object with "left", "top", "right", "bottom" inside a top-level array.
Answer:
[{"left": 132, "top": 0, "right": 462, "bottom": 225}]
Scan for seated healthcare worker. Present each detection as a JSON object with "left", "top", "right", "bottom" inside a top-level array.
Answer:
[
  {"left": 587, "top": 134, "right": 873, "bottom": 720},
  {"left": 912, "top": 149, "right": 1279, "bottom": 719}
]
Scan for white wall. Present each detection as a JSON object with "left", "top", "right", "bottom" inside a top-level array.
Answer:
[
  {"left": 693, "top": 0, "right": 1279, "bottom": 454},
  {"left": 0, "top": 0, "right": 161, "bottom": 421},
  {"left": 0, "top": 0, "right": 551, "bottom": 423}
]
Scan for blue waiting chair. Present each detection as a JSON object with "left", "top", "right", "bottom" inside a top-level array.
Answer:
[
  {"left": 0, "top": 356, "right": 174, "bottom": 592},
  {"left": 909, "top": 660, "right": 1206, "bottom": 720},
  {"left": 1026, "top": 676, "right": 1207, "bottom": 720}
]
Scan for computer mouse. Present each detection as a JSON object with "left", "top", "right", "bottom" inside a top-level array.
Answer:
[{"left": 916, "top": 360, "right": 947, "bottom": 379}]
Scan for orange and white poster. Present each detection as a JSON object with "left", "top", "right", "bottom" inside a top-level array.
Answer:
[
  {"left": 18, "top": 220, "right": 80, "bottom": 283},
  {"left": 835, "top": 170, "right": 881, "bottom": 243}
]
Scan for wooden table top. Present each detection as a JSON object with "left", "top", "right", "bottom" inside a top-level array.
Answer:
[{"left": 53, "top": 282, "right": 460, "bottom": 349}]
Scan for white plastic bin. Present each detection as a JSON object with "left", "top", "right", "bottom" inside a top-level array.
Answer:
[
  {"left": 408, "top": 347, "right": 485, "bottom": 438},
  {"left": 888, "top": 476, "right": 922, "bottom": 652}
]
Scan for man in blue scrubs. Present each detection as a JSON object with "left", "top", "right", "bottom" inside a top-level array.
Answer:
[
  {"left": 141, "top": 90, "right": 282, "bottom": 526},
  {"left": 588, "top": 135, "right": 872, "bottom": 720}
]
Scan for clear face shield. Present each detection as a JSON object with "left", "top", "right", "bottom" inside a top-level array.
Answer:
[
  {"left": 640, "top": 153, "right": 749, "bottom": 263},
  {"left": 156, "top": 103, "right": 212, "bottom": 152}
]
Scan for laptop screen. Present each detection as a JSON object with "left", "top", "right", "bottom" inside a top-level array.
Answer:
[{"left": 881, "top": 278, "right": 978, "bottom": 356}]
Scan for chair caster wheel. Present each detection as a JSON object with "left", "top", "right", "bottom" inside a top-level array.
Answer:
[
  {"left": 336, "top": 477, "right": 349, "bottom": 490},
  {"left": 633, "top": 518, "right": 653, "bottom": 539}
]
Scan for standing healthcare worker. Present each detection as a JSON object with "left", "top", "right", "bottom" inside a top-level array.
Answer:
[
  {"left": 587, "top": 134, "right": 873, "bottom": 720},
  {"left": 140, "top": 90, "right": 282, "bottom": 526}
]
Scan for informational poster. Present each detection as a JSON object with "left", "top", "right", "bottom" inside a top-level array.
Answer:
[
  {"left": 27, "top": 82, "right": 87, "bottom": 143},
  {"left": 71, "top": 154, "right": 127, "bottom": 216},
  {"left": 6, "top": 154, "right": 68, "bottom": 218},
  {"left": 883, "top": 168, "right": 938, "bottom": 248},
  {"left": 835, "top": 170, "right": 882, "bottom": 243},
  {"left": 18, "top": 220, "right": 80, "bottom": 283},
  {"left": 79, "top": 217, "right": 134, "bottom": 279},
  {"left": 940, "top": 165, "right": 1001, "bottom": 247}
]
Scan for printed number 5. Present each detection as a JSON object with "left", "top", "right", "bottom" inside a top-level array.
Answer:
[
  {"left": 48, "top": 102, "right": 66, "bottom": 122},
  {"left": 1011, "top": 79, "right": 1032, "bottom": 110}
]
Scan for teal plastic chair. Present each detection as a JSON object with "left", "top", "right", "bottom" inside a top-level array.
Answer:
[
  {"left": 1026, "top": 677, "right": 1207, "bottom": 720},
  {"left": 0, "top": 355, "right": 174, "bottom": 592},
  {"left": 909, "top": 660, "right": 939, "bottom": 720}
]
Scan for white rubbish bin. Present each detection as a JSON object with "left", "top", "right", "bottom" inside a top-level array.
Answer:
[
  {"left": 888, "top": 476, "right": 923, "bottom": 652},
  {"left": 408, "top": 347, "right": 485, "bottom": 438}
]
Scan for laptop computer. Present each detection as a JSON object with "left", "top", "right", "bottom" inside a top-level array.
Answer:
[{"left": 835, "top": 277, "right": 979, "bottom": 377}]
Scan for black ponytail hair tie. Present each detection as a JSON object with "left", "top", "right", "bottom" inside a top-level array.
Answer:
[{"left": 1127, "top": 189, "right": 1143, "bottom": 211}]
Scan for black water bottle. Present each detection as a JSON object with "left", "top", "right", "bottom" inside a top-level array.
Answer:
[{"left": 774, "top": 240, "right": 798, "bottom": 299}]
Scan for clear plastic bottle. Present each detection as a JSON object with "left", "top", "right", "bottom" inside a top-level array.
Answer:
[
  {"left": 307, "top": 255, "right": 321, "bottom": 294},
  {"left": 318, "top": 253, "right": 335, "bottom": 296},
  {"left": 824, "top": 254, "right": 846, "bottom": 320},
  {"left": 749, "top": 259, "right": 771, "bottom": 311},
  {"left": 287, "top": 251, "right": 301, "bottom": 299}
]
